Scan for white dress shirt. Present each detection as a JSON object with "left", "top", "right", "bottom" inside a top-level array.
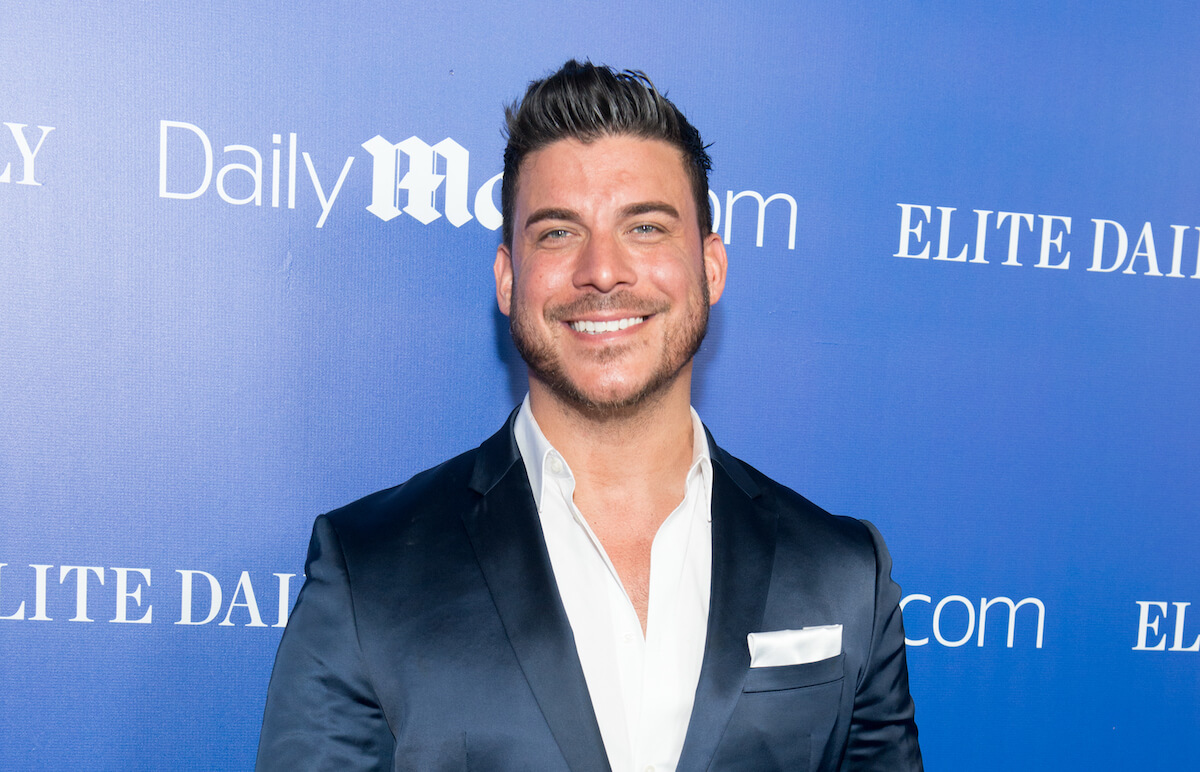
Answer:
[{"left": 513, "top": 396, "right": 713, "bottom": 772}]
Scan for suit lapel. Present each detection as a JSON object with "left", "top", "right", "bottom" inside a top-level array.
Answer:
[
  {"left": 461, "top": 419, "right": 611, "bottom": 772},
  {"left": 677, "top": 439, "right": 778, "bottom": 771}
]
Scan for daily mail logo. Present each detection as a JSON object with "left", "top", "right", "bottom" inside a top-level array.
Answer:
[
  {"left": 156, "top": 119, "right": 798, "bottom": 249},
  {"left": 157, "top": 121, "right": 357, "bottom": 228}
]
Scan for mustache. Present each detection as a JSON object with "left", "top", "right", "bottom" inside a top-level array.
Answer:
[{"left": 545, "top": 291, "right": 668, "bottom": 321}]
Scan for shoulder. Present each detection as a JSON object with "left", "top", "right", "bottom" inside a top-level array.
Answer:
[
  {"left": 311, "top": 415, "right": 523, "bottom": 562},
  {"left": 317, "top": 443, "right": 484, "bottom": 560},
  {"left": 719, "top": 445, "right": 876, "bottom": 541},
  {"left": 714, "top": 444, "right": 886, "bottom": 577}
]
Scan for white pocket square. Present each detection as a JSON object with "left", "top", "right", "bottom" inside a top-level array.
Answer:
[{"left": 747, "top": 625, "right": 843, "bottom": 667}]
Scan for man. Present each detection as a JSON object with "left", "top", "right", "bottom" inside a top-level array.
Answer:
[{"left": 257, "top": 60, "right": 921, "bottom": 771}]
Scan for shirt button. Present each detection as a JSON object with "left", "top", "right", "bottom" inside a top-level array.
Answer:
[
  {"left": 644, "top": 766, "right": 655, "bottom": 772},
  {"left": 549, "top": 456, "right": 564, "bottom": 475}
]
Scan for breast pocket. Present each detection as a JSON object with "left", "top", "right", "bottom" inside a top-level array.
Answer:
[{"left": 742, "top": 652, "right": 845, "bottom": 693}]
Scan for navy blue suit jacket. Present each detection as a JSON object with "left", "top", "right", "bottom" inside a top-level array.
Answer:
[{"left": 256, "top": 416, "right": 922, "bottom": 771}]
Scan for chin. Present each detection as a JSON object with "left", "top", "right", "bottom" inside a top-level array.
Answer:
[
  {"left": 512, "top": 303, "right": 704, "bottom": 416},
  {"left": 549, "top": 368, "right": 682, "bottom": 416}
]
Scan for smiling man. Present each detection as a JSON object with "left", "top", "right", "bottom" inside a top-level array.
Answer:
[{"left": 257, "top": 61, "right": 922, "bottom": 772}]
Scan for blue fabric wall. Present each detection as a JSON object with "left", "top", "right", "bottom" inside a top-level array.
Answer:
[{"left": 2, "top": 2, "right": 1197, "bottom": 768}]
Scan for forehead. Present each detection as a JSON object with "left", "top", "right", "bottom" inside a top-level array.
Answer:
[{"left": 515, "top": 135, "right": 694, "bottom": 217}]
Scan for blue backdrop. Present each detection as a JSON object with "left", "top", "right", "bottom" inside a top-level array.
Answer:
[{"left": 2, "top": 2, "right": 1197, "bottom": 769}]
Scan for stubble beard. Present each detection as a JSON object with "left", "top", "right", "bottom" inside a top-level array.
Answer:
[{"left": 509, "top": 283, "right": 710, "bottom": 419}]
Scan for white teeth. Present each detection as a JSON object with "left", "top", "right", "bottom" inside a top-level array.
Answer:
[{"left": 570, "top": 316, "right": 645, "bottom": 334}]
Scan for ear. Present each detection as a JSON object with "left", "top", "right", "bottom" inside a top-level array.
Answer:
[
  {"left": 702, "top": 232, "right": 728, "bottom": 305},
  {"left": 494, "top": 243, "right": 514, "bottom": 316}
]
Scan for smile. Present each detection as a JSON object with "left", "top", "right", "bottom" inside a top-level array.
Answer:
[{"left": 568, "top": 316, "right": 646, "bottom": 334}]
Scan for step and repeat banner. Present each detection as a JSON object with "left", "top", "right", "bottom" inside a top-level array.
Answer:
[{"left": 2, "top": 2, "right": 1197, "bottom": 769}]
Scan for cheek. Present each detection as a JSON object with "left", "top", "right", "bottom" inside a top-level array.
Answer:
[
  {"left": 519, "top": 263, "right": 570, "bottom": 304},
  {"left": 648, "top": 259, "right": 707, "bottom": 302}
]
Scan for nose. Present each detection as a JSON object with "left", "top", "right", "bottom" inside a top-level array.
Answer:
[{"left": 572, "top": 232, "right": 637, "bottom": 293}]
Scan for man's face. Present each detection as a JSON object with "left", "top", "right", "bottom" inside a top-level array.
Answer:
[{"left": 495, "top": 135, "right": 727, "bottom": 414}]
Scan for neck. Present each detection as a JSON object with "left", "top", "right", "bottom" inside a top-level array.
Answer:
[{"left": 527, "top": 369, "right": 696, "bottom": 501}]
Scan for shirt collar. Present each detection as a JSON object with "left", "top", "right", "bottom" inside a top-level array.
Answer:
[{"left": 513, "top": 394, "right": 713, "bottom": 516}]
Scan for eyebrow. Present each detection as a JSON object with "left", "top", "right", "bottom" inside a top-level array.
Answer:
[
  {"left": 620, "top": 201, "right": 680, "bottom": 220},
  {"left": 523, "top": 208, "right": 582, "bottom": 231}
]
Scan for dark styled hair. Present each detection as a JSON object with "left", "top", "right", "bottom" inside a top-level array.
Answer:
[{"left": 501, "top": 59, "right": 713, "bottom": 246}]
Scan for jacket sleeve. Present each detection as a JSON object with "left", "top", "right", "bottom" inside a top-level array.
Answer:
[
  {"left": 256, "top": 515, "right": 395, "bottom": 771},
  {"left": 842, "top": 520, "right": 923, "bottom": 771}
]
